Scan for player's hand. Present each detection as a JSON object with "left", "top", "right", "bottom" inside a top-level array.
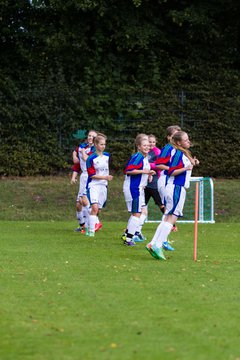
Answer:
[
  {"left": 106, "top": 175, "right": 113, "bottom": 181},
  {"left": 70, "top": 178, "right": 77, "bottom": 184},
  {"left": 193, "top": 157, "right": 200, "bottom": 166},
  {"left": 149, "top": 170, "right": 156, "bottom": 176},
  {"left": 186, "top": 164, "right": 193, "bottom": 171}
]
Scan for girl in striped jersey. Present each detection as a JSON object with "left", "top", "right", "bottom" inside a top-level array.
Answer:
[
  {"left": 123, "top": 134, "right": 156, "bottom": 246},
  {"left": 147, "top": 131, "right": 199, "bottom": 260},
  {"left": 156, "top": 125, "right": 181, "bottom": 207},
  {"left": 155, "top": 125, "right": 181, "bottom": 239}
]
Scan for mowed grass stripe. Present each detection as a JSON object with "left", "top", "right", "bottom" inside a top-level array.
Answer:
[{"left": 1, "top": 221, "right": 240, "bottom": 360}]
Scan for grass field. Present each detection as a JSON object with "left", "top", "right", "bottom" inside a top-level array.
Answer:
[
  {"left": 1, "top": 220, "right": 240, "bottom": 360},
  {"left": 1, "top": 176, "right": 240, "bottom": 359},
  {"left": 0, "top": 175, "right": 239, "bottom": 222}
]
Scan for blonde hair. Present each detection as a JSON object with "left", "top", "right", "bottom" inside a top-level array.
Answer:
[
  {"left": 171, "top": 131, "right": 192, "bottom": 160},
  {"left": 135, "top": 133, "right": 148, "bottom": 147},
  {"left": 94, "top": 133, "right": 107, "bottom": 145}
]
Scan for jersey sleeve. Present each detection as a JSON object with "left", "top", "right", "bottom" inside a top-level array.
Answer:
[
  {"left": 86, "top": 154, "right": 96, "bottom": 177},
  {"left": 168, "top": 150, "right": 184, "bottom": 175},
  {"left": 124, "top": 153, "right": 143, "bottom": 174},
  {"left": 155, "top": 145, "right": 171, "bottom": 166},
  {"left": 72, "top": 163, "right": 81, "bottom": 173}
]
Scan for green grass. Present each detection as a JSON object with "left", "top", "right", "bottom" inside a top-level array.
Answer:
[
  {"left": 1, "top": 220, "right": 240, "bottom": 360},
  {"left": 1, "top": 176, "right": 240, "bottom": 359},
  {"left": 0, "top": 175, "right": 239, "bottom": 222}
]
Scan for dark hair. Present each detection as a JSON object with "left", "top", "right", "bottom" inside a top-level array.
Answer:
[
  {"left": 166, "top": 125, "right": 181, "bottom": 140},
  {"left": 148, "top": 134, "right": 157, "bottom": 141}
]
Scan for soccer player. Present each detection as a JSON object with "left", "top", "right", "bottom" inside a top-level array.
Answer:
[
  {"left": 146, "top": 131, "right": 199, "bottom": 260},
  {"left": 71, "top": 130, "right": 101, "bottom": 233},
  {"left": 155, "top": 125, "right": 181, "bottom": 240},
  {"left": 144, "top": 134, "right": 165, "bottom": 212},
  {"left": 156, "top": 125, "right": 181, "bottom": 208},
  {"left": 86, "top": 133, "right": 113, "bottom": 237},
  {"left": 123, "top": 134, "right": 155, "bottom": 246}
]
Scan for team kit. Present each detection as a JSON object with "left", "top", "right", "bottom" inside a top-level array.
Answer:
[{"left": 71, "top": 127, "right": 199, "bottom": 261}]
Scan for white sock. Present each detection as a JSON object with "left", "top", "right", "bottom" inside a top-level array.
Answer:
[
  {"left": 155, "top": 222, "right": 173, "bottom": 249},
  {"left": 150, "top": 221, "right": 164, "bottom": 246},
  {"left": 82, "top": 206, "right": 89, "bottom": 228},
  {"left": 77, "top": 211, "right": 84, "bottom": 225},
  {"left": 126, "top": 216, "right": 140, "bottom": 239},
  {"left": 138, "top": 213, "right": 147, "bottom": 233},
  {"left": 89, "top": 215, "right": 97, "bottom": 233}
]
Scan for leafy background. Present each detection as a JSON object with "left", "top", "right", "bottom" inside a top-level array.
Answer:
[{"left": 1, "top": 0, "right": 240, "bottom": 176}]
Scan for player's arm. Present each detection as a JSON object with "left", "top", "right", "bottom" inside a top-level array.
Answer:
[
  {"left": 72, "top": 148, "right": 79, "bottom": 164},
  {"left": 155, "top": 164, "right": 169, "bottom": 171},
  {"left": 155, "top": 156, "right": 170, "bottom": 171},
  {"left": 91, "top": 174, "right": 113, "bottom": 181},
  {"left": 125, "top": 155, "right": 155, "bottom": 176},
  {"left": 80, "top": 147, "right": 89, "bottom": 162},
  {"left": 70, "top": 171, "right": 78, "bottom": 184},
  {"left": 169, "top": 164, "right": 193, "bottom": 176},
  {"left": 125, "top": 169, "right": 155, "bottom": 175},
  {"left": 168, "top": 152, "right": 193, "bottom": 176}
]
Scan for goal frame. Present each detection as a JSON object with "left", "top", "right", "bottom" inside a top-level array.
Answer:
[{"left": 146, "top": 176, "right": 215, "bottom": 224}]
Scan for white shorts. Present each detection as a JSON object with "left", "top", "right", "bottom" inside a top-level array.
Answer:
[
  {"left": 164, "top": 184, "right": 186, "bottom": 217},
  {"left": 87, "top": 185, "right": 108, "bottom": 209},
  {"left": 123, "top": 187, "right": 146, "bottom": 213},
  {"left": 76, "top": 172, "right": 88, "bottom": 201}
]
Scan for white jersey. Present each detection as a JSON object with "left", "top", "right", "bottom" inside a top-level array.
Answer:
[
  {"left": 78, "top": 142, "right": 95, "bottom": 173},
  {"left": 86, "top": 152, "right": 110, "bottom": 188}
]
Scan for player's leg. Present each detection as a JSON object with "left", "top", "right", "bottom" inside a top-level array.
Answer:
[
  {"left": 87, "top": 186, "right": 100, "bottom": 237},
  {"left": 149, "top": 184, "right": 185, "bottom": 258},
  {"left": 134, "top": 189, "right": 148, "bottom": 241},
  {"left": 75, "top": 195, "right": 85, "bottom": 232},
  {"left": 124, "top": 196, "right": 142, "bottom": 246},
  {"left": 75, "top": 173, "right": 88, "bottom": 232},
  {"left": 95, "top": 185, "right": 107, "bottom": 232},
  {"left": 88, "top": 185, "right": 106, "bottom": 237},
  {"left": 81, "top": 195, "right": 90, "bottom": 235}
]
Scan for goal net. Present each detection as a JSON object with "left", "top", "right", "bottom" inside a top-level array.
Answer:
[{"left": 146, "top": 177, "right": 215, "bottom": 223}]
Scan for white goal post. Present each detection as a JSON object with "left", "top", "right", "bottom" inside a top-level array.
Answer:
[{"left": 146, "top": 177, "right": 215, "bottom": 224}]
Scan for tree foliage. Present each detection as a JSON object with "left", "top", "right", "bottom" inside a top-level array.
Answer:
[{"left": 0, "top": 0, "right": 240, "bottom": 176}]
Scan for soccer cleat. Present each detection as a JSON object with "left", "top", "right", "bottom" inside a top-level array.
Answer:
[
  {"left": 146, "top": 243, "right": 158, "bottom": 259},
  {"left": 95, "top": 223, "right": 103, "bottom": 232},
  {"left": 171, "top": 225, "right": 178, "bottom": 232},
  {"left": 74, "top": 226, "right": 85, "bottom": 234},
  {"left": 132, "top": 234, "right": 144, "bottom": 243},
  {"left": 89, "top": 231, "right": 95, "bottom": 237},
  {"left": 123, "top": 239, "right": 136, "bottom": 246},
  {"left": 149, "top": 245, "right": 166, "bottom": 260},
  {"left": 135, "top": 232, "right": 146, "bottom": 241},
  {"left": 121, "top": 234, "right": 126, "bottom": 241},
  {"left": 163, "top": 241, "right": 175, "bottom": 251}
]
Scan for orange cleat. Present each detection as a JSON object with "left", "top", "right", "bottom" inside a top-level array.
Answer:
[{"left": 95, "top": 223, "right": 103, "bottom": 232}]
